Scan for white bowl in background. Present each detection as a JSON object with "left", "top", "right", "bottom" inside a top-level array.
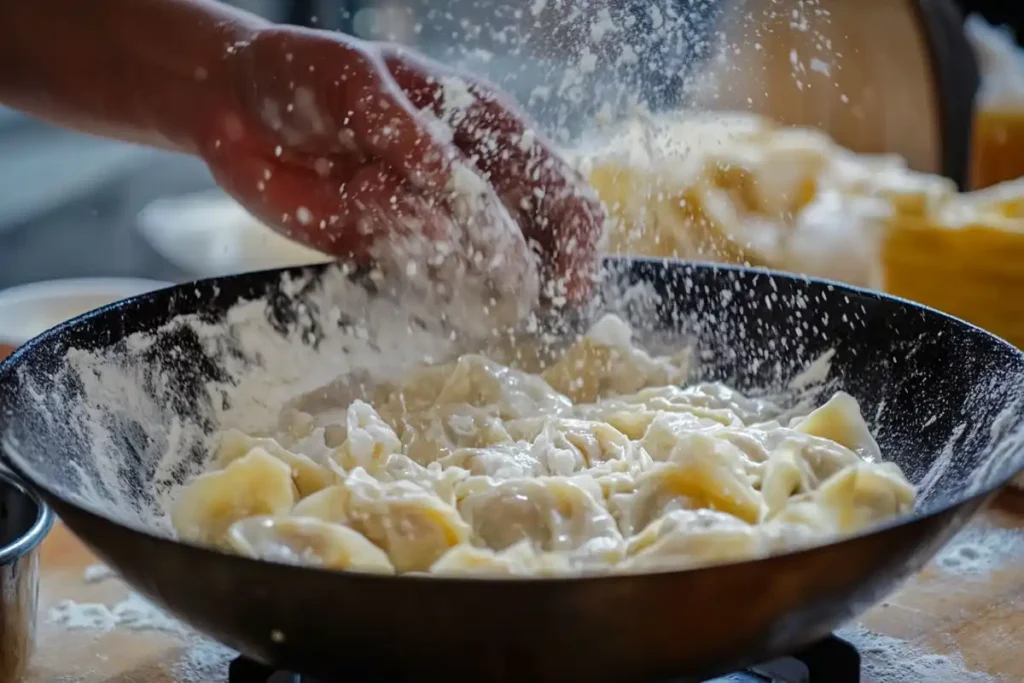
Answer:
[
  {"left": 136, "top": 191, "right": 331, "bottom": 279},
  {"left": 0, "top": 278, "right": 173, "bottom": 347}
]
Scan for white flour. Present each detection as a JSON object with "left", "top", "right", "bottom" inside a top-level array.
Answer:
[
  {"left": 365, "top": 158, "right": 542, "bottom": 338},
  {"left": 172, "top": 641, "right": 236, "bottom": 683},
  {"left": 838, "top": 624, "right": 997, "bottom": 683},
  {"left": 46, "top": 592, "right": 237, "bottom": 683},
  {"left": 48, "top": 593, "right": 190, "bottom": 637},
  {"left": 82, "top": 563, "right": 116, "bottom": 584},
  {"left": 934, "top": 523, "right": 1024, "bottom": 577}
]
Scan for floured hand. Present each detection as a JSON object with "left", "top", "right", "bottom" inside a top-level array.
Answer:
[{"left": 196, "top": 27, "right": 605, "bottom": 329}]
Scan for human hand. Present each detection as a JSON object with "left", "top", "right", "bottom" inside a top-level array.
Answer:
[{"left": 196, "top": 26, "right": 606, "bottom": 309}]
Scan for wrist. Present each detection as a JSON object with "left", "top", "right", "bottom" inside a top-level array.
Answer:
[{"left": 168, "top": 6, "right": 268, "bottom": 155}]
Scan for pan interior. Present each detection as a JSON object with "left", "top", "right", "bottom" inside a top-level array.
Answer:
[{"left": 1, "top": 258, "right": 1023, "bottom": 545}]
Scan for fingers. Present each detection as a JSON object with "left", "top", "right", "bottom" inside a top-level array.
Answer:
[
  {"left": 342, "top": 63, "right": 457, "bottom": 193},
  {"left": 384, "top": 49, "right": 606, "bottom": 302}
]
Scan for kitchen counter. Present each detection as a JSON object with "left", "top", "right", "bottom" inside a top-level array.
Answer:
[{"left": 20, "top": 496, "right": 1024, "bottom": 682}]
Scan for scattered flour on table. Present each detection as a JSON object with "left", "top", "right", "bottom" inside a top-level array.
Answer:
[
  {"left": 172, "top": 640, "right": 235, "bottom": 683},
  {"left": 47, "top": 591, "right": 236, "bottom": 683},
  {"left": 838, "top": 624, "right": 997, "bottom": 683},
  {"left": 82, "top": 563, "right": 116, "bottom": 584},
  {"left": 47, "top": 593, "right": 191, "bottom": 637},
  {"left": 933, "top": 524, "right": 1024, "bottom": 576}
]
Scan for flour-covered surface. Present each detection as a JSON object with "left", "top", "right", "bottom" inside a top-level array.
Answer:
[
  {"left": 28, "top": 493, "right": 1024, "bottom": 682},
  {"left": 849, "top": 493, "right": 1024, "bottom": 682}
]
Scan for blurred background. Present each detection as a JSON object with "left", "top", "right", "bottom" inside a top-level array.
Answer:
[{"left": 3, "top": 0, "right": 1024, "bottom": 344}]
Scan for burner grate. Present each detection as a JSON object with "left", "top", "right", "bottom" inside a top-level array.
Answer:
[{"left": 228, "top": 634, "right": 860, "bottom": 683}]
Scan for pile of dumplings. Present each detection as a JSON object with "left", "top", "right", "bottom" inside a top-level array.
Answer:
[{"left": 171, "top": 315, "right": 916, "bottom": 577}]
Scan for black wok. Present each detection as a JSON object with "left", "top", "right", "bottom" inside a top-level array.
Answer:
[{"left": 2, "top": 258, "right": 1023, "bottom": 682}]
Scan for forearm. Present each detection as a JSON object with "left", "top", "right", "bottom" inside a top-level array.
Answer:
[{"left": 0, "top": 0, "right": 268, "bottom": 153}]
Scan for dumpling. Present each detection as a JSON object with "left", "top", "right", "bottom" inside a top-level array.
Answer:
[
  {"left": 611, "top": 433, "right": 764, "bottom": 532},
  {"left": 604, "top": 384, "right": 764, "bottom": 427},
  {"left": 781, "top": 434, "right": 864, "bottom": 484},
  {"left": 429, "top": 540, "right": 573, "bottom": 577},
  {"left": 622, "top": 508, "right": 766, "bottom": 571},
  {"left": 804, "top": 463, "right": 915, "bottom": 534},
  {"left": 759, "top": 441, "right": 821, "bottom": 517},
  {"left": 432, "top": 354, "right": 572, "bottom": 419},
  {"left": 172, "top": 448, "right": 297, "bottom": 547},
  {"left": 217, "top": 428, "right": 334, "bottom": 498},
  {"left": 607, "top": 467, "right": 699, "bottom": 537},
  {"left": 792, "top": 391, "right": 881, "bottom": 460},
  {"left": 437, "top": 443, "right": 546, "bottom": 479},
  {"left": 455, "top": 475, "right": 624, "bottom": 565},
  {"left": 642, "top": 412, "right": 729, "bottom": 461},
  {"left": 305, "top": 469, "right": 472, "bottom": 573},
  {"left": 499, "top": 418, "right": 591, "bottom": 476},
  {"left": 293, "top": 483, "right": 350, "bottom": 521},
  {"left": 581, "top": 408, "right": 659, "bottom": 440},
  {"left": 673, "top": 383, "right": 783, "bottom": 424},
  {"left": 541, "top": 316, "right": 689, "bottom": 403},
  {"left": 329, "top": 400, "right": 403, "bottom": 476},
  {"left": 539, "top": 418, "right": 648, "bottom": 476},
  {"left": 227, "top": 515, "right": 394, "bottom": 574},
  {"left": 281, "top": 370, "right": 387, "bottom": 434},
  {"left": 398, "top": 404, "right": 513, "bottom": 466}
]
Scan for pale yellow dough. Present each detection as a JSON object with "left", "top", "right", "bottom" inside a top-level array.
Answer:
[{"left": 171, "top": 315, "right": 916, "bottom": 576}]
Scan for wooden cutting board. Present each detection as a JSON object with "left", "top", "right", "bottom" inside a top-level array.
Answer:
[{"left": 4, "top": 348, "right": 1023, "bottom": 682}]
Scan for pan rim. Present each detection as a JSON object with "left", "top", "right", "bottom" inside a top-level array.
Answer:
[
  {"left": 1, "top": 257, "right": 1022, "bottom": 584},
  {"left": 0, "top": 469, "right": 55, "bottom": 566}
]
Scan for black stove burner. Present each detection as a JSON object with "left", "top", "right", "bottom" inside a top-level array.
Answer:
[{"left": 228, "top": 634, "right": 860, "bottom": 683}]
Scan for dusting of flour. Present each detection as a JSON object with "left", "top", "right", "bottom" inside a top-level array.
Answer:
[
  {"left": 82, "top": 563, "right": 116, "bottom": 584},
  {"left": 4, "top": 266, "right": 464, "bottom": 534},
  {"left": 49, "top": 593, "right": 190, "bottom": 637},
  {"left": 838, "top": 624, "right": 997, "bottom": 683}
]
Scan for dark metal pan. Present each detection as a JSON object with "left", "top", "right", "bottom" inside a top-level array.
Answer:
[{"left": 1, "top": 257, "right": 1023, "bottom": 682}]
